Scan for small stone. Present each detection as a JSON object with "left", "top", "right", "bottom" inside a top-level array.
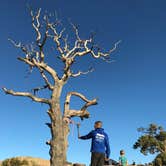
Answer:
[{"left": 73, "top": 163, "right": 86, "bottom": 166}]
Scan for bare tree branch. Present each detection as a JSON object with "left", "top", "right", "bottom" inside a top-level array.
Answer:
[
  {"left": 2, "top": 87, "right": 50, "bottom": 104},
  {"left": 18, "top": 57, "right": 60, "bottom": 83},
  {"left": 17, "top": 57, "right": 35, "bottom": 66},
  {"left": 8, "top": 39, "right": 32, "bottom": 59},
  {"left": 49, "top": 23, "right": 65, "bottom": 57},
  {"left": 108, "top": 40, "right": 121, "bottom": 54},
  {"left": 30, "top": 8, "right": 42, "bottom": 43},
  {"left": 70, "top": 22, "right": 81, "bottom": 41},
  {"left": 62, "top": 34, "right": 69, "bottom": 53},
  {"left": 64, "top": 91, "right": 97, "bottom": 121},
  {"left": 71, "top": 67, "right": 94, "bottom": 77},
  {"left": 76, "top": 39, "right": 121, "bottom": 59},
  {"left": 39, "top": 69, "right": 54, "bottom": 90},
  {"left": 66, "top": 23, "right": 121, "bottom": 59},
  {"left": 30, "top": 8, "right": 51, "bottom": 62},
  {"left": 58, "top": 24, "right": 120, "bottom": 82},
  {"left": 60, "top": 39, "right": 120, "bottom": 82},
  {"left": 64, "top": 109, "right": 90, "bottom": 119}
]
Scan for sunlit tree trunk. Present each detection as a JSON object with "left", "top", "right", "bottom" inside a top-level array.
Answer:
[{"left": 47, "top": 84, "right": 67, "bottom": 166}]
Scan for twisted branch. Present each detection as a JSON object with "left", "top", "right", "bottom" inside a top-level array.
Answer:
[
  {"left": 18, "top": 57, "right": 60, "bottom": 83},
  {"left": 39, "top": 69, "right": 54, "bottom": 90},
  {"left": 30, "top": 8, "right": 41, "bottom": 43},
  {"left": 2, "top": 88, "right": 50, "bottom": 104},
  {"left": 64, "top": 91, "right": 97, "bottom": 121},
  {"left": 71, "top": 67, "right": 94, "bottom": 77}
]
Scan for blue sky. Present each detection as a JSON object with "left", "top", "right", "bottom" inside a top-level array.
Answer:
[{"left": 1, "top": 0, "right": 166, "bottom": 165}]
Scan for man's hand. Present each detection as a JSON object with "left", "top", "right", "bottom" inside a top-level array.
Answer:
[{"left": 105, "top": 157, "right": 109, "bottom": 161}]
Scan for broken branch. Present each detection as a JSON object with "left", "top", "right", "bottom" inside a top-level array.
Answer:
[{"left": 2, "top": 87, "right": 50, "bottom": 104}]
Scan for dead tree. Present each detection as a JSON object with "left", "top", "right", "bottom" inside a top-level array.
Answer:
[{"left": 2, "top": 8, "right": 120, "bottom": 166}]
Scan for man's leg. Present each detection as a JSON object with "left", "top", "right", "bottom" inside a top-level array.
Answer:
[
  {"left": 96, "top": 153, "right": 105, "bottom": 166},
  {"left": 90, "top": 152, "right": 99, "bottom": 166},
  {"left": 90, "top": 152, "right": 105, "bottom": 166}
]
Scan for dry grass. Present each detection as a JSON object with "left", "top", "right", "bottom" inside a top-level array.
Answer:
[
  {"left": 0, "top": 156, "right": 50, "bottom": 166},
  {"left": 0, "top": 157, "right": 82, "bottom": 166},
  {"left": 25, "top": 156, "right": 49, "bottom": 166},
  {"left": 18, "top": 156, "right": 50, "bottom": 166}
]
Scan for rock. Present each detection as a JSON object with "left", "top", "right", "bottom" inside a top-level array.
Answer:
[{"left": 73, "top": 163, "right": 86, "bottom": 166}]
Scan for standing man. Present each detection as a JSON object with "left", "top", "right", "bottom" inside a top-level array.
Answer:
[{"left": 78, "top": 121, "right": 110, "bottom": 166}]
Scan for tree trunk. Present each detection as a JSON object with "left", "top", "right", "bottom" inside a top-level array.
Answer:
[
  {"left": 47, "top": 84, "right": 70, "bottom": 166},
  {"left": 49, "top": 110, "right": 70, "bottom": 166},
  {"left": 49, "top": 109, "right": 66, "bottom": 166}
]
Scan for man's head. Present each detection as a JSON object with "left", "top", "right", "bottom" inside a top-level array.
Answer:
[{"left": 94, "top": 121, "right": 102, "bottom": 129}]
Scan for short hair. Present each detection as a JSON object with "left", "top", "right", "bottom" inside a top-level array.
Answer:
[
  {"left": 94, "top": 121, "right": 102, "bottom": 128},
  {"left": 120, "top": 150, "right": 125, "bottom": 155},
  {"left": 95, "top": 121, "right": 102, "bottom": 125}
]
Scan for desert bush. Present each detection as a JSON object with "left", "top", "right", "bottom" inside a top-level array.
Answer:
[{"left": 1, "top": 157, "right": 29, "bottom": 166}]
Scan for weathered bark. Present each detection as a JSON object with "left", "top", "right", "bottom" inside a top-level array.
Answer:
[
  {"left": 48, "top": 109, "right": 66, "bottom": 166},
  {"left": 47, "top": 84, "right": 67, "bottom": 166}
]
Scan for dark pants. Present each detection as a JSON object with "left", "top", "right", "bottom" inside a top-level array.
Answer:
[{"left": 90, "top": 152, "right": 105, "bottom": 166}]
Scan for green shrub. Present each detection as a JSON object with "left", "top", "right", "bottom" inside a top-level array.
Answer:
[{"left": 153, "top": 152, "right": 166, "bottom": 166}]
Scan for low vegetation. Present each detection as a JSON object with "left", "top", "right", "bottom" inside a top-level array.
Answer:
[{"left": 0, "top": 157, "right": 49, "bottom": 166}]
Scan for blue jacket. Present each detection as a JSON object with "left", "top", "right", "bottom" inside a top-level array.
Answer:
[{"left": 80, "top": 128, "right": 110, "bottom": 158}]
